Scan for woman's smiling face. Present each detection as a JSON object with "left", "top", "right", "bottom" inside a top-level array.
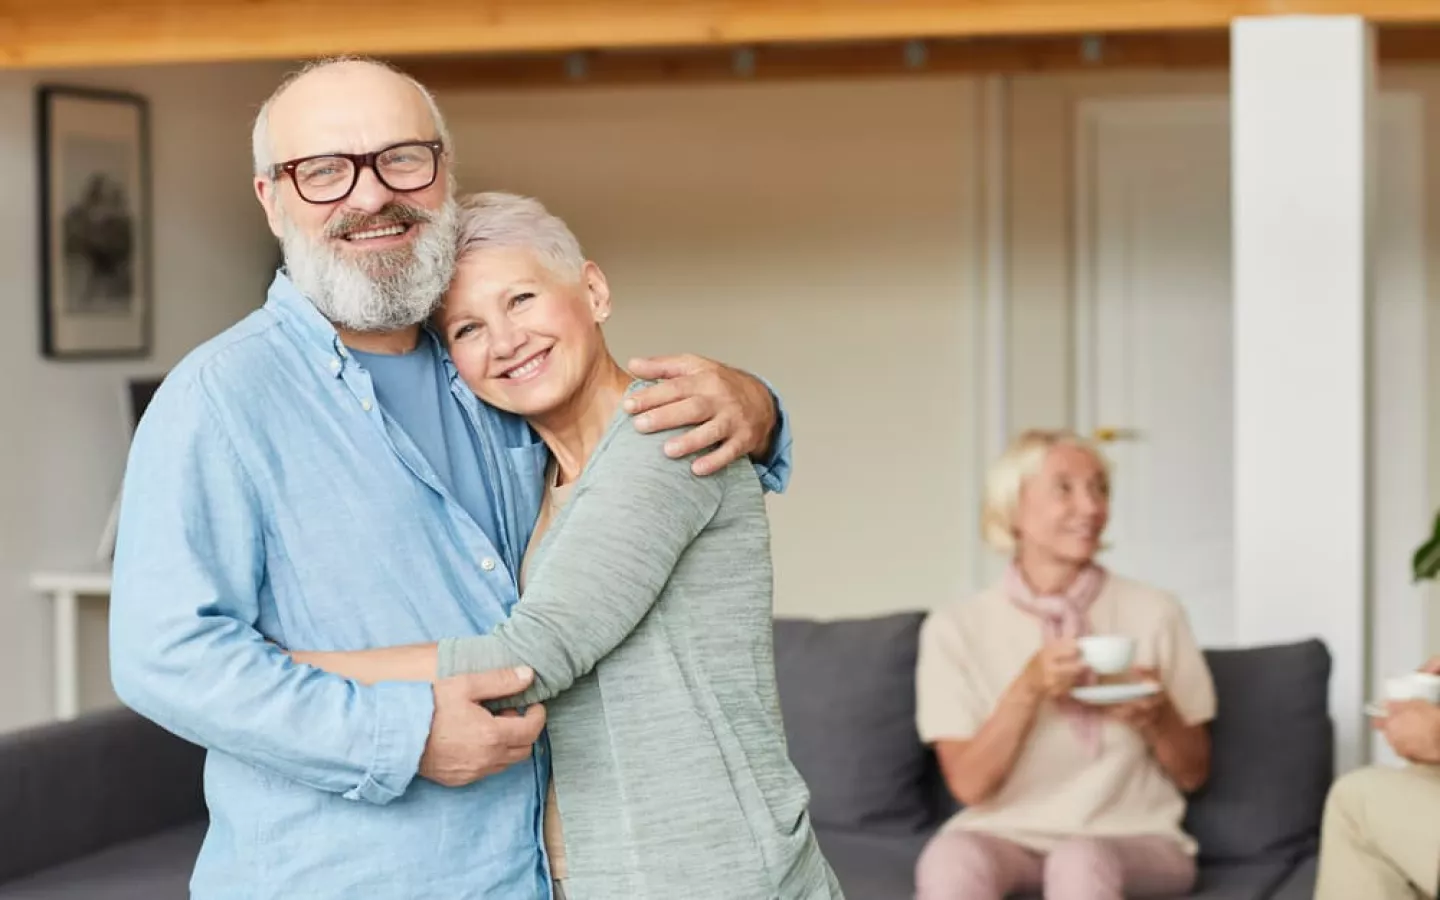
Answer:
[{"left": 439, "top": 244, "right": 612, "bottom": 418}]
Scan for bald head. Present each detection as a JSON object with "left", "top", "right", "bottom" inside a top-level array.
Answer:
[{"left": 251, "top": 57, "right": 452, "bottom": 176}]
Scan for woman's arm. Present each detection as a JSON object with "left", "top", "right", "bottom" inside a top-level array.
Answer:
[
  {"left": 933, "top": 640, "right": 1086, "bottom": 805},
  {"left": 1107, "top": 671, "right": 1211, "bottom": 793},
  {"left": 442, "top": 424, "right": 726, "bottom": 711},
  {"left": 287, "top": 644, "right": 439, "bottom": 685},
  {"left": 1145, "top": 709, "right": 1211, "bottom": 793},
  {"left": 934, "top": 675, "right": 1042, "bottom": 806},
  {"left": 1106, "top": 601, "right": 1217, "bottom": 793},
  {"left": 283, "top": 428, "right": 719, "bottom": 695}
]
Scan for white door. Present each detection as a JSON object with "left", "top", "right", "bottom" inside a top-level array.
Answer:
[
  {"left": 1074, "top": 98, "right": 1236, "bottom": 648},
  {"left": 1073, "top": 94, "right": 1428, "bottom": 710}
]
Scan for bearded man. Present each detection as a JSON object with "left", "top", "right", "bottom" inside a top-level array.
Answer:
[{"left": 108, "top": 57, "right": 793, "bottom": 900}]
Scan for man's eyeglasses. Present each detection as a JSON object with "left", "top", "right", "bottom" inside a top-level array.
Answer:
[{"left": 270, "top": 140, "right": 444, "bottom": 205}]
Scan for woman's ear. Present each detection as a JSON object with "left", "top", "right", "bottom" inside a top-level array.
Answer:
[{"left": 583, "top": 260, "right": 612, "bottom": 323}]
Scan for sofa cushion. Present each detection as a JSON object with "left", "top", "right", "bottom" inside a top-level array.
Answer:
[
  {"left": 0, "top": 707, "right": 207, "bottom": 885},
  {"left": 0, "top": 820, "right": 203, "bottom": 900},
  {"left": 813, "top": 826, "right": 930, "bottom": 900},
  {"left": 774, "top": 613, "right": 936, "bottom": 834},
  {"left": 1264, "top": 857, "right": 1318, "bottom": 900},
  {"left": 1187, "top": 860, "right": 1307, "bottom": 900},
  {"left": 1183, "top": 639, "right": 1333, "bottom": 864}
]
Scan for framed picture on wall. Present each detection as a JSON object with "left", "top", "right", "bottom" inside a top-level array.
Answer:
[{"left": 36, "top": 85, "right": 152, "bottom": 359}]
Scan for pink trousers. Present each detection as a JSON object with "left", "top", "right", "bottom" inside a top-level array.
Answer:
[{"left": 915, "top": 830, "right": 1197, "bottom": 900}]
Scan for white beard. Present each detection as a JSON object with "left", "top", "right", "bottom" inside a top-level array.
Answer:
[{"left": 280, "top": 195, "right": 459, "bottom": 333}]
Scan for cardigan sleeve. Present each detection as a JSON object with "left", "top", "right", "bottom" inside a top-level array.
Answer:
[{"left": 438, "top": 422, "right": 725, "bottom": 710}]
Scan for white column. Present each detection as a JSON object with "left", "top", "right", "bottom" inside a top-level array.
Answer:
[{"left": 1232, "top": 16, "right": 1374, "bottom": 774}]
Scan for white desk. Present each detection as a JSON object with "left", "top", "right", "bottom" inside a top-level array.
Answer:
[{"left": 30, "top": 571, "right": 113, "bottom": 721}]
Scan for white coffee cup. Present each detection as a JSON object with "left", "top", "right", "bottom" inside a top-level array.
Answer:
[
  {"left": 1384, "top": 671, "right": 1440, "bottom": 703},
  {"left": 1078, "top": 635, "right": 1136, "bottom": 675}
]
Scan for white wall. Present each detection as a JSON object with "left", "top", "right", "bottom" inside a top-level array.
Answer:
[{"left": 0, "top": 62, "right": 288, "bottom": 732}]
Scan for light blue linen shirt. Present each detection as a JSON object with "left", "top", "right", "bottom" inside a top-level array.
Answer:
[{"left": 108, "top": 272, "right": 793, "bottom": 900}]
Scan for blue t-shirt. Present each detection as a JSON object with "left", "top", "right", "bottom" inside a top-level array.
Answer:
[{"left": 350, "top": 332, "right": 502, "bottom": 547}]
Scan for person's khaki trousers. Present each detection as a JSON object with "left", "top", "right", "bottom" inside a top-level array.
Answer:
[{"left": 1316, "top": 763, "right": 1440, "bottom": 900}]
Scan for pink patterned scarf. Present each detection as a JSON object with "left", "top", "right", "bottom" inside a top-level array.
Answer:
[{"left": 1004, "top": 561, "right": 1109, "bottom": 755}]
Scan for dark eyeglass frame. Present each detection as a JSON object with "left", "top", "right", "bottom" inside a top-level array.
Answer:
[{"left": 270, "top": 140, "right": 445, "bottom": 205}]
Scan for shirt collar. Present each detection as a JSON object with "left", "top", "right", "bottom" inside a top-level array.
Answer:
[{"left": 264, "top": 270, "right": 350, "bottom": 377}]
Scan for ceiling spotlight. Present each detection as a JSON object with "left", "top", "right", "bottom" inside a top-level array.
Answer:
[
  {"left": 732, "top": 46, "right": 757, "bottom": 77},
  {"left": 904, "top": 39, "right": 928, "bottom": 69}
]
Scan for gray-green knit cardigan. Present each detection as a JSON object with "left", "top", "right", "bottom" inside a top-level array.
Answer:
[{"left": 438, "top": 391, "right": 844, "bottom": 900}]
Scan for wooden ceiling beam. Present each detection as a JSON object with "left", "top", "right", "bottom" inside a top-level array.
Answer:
[
  {"left": 398, "top": 34, "right": 1236, "bottom": 92},
  {"left": 401, "top": 26, "right": 1440, "bottom": 91},
  {"left": 6, "top": 0, "right": 1440, "bottom": 70}
]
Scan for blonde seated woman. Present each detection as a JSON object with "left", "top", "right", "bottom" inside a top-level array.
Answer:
[{"left": 915, "top": 430, "right": 1217, "bottom": 900}]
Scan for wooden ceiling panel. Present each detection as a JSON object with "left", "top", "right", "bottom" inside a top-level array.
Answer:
[{"left": 5, "top": 0, "right": 1440, "bottom": 70}]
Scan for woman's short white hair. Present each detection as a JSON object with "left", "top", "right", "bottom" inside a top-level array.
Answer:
[
  {"left": 454, "top": 191, "right": 587, "bottom": 281},
  {"left": 980, "top": 428, "right": 1111, "bottom": 553}
]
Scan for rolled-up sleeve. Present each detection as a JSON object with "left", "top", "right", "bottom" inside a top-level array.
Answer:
[
  {"left": 915, "top": 609, "right": 989, "bottom": 743},
  {"left": 109, "top": 374, "right": 434, "bottom": 803},
  {"left": 751, "top": 378, "right": 793, "bottom": 494}
]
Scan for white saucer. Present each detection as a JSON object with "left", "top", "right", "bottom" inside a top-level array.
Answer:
[{"left": 1070, "top": 682, "right": 1161, "bottom": 705}]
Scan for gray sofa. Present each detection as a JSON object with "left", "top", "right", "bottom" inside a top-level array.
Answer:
[
  {"left": 0, "top": 612, "right": 1333, "bottom": 899},
  {"left": 773, "top": 613, "right": 1334, "bottom": 900}
]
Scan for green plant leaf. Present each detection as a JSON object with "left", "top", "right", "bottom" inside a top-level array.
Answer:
[{"left": 1413, "top": 510, "right": 1440, "bottom": 582}]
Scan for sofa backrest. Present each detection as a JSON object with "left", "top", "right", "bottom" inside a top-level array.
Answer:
[
  {"left": 0, "top": 706, "right": 206, "bottom": 885},
  {"left": 772, "top": 612, "right": 1334, "bottom": 863},
  {"left": 773, "top": 613, "right": 950, "bottom": 835},
  {"left": 1184, "top": 638, "right": 1334, "bottom": 864}
]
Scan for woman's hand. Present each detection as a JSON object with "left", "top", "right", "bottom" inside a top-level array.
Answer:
[
  {"left": 1105, "top": 666, "right": 1168, "bottom": 737},
  {"left": 1024, "top": 638, "right": 1088, "bottom": 700},
  {"left": 1106, "top": 665, "right": 1211, "bottom": 792}
]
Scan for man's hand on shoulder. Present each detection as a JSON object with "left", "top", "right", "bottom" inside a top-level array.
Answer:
[
  {"left": 419, "top": 667, "right": 546, "bottom": 787},
  {"left": 624, "top": 353, "right": 777, "bottom": 476}
]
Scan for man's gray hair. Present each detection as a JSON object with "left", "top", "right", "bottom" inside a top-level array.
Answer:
[
  {"left": 455, "top": 192, "right": 587, "bottom": 280},
  {"left": 251, "top": 55, "right": 453, "bottom": 177}
]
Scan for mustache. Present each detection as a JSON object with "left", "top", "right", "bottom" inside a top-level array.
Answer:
[{"left": 326, "top": 203, "right": 433, "bottom": 238}]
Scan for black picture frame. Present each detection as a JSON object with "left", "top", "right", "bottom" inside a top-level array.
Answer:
[{"left": 37, "top": 85, "right": 152, "bottom": 359}]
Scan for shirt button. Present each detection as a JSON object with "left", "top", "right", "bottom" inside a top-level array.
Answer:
[
  {"left": 329, "top": 358, "right": 341, "bottom": 372},
  {"left": 361, "top": 399, "right": 373, "bottom": 412},
  {"left": 480, "top": 557, "right": 497, "bottom": 572}
]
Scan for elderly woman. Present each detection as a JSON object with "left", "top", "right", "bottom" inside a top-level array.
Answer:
[
  {"left": 287, "top": 192, "right": 842, "bottom": 900},
  {"left": 915, "top": 429, "right": 1216, "bottom": 900}
]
